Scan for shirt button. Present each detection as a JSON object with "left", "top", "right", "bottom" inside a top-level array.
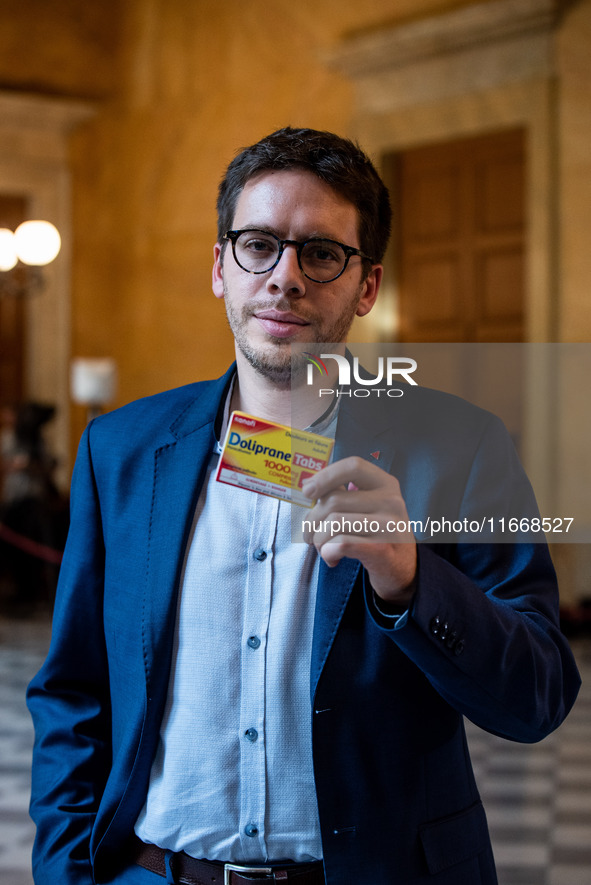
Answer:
[
  {"left": 244, "top": 728, "right": 259, "bottom": 742},
  {"left": 244, "top": 823, "right": 259, "bottom": 838},
  {"left": 253, "top": 548, "right": 267, "bottom": 562},
  {"left": 247, "top": 635, "right": 261, "bottom": 649}
]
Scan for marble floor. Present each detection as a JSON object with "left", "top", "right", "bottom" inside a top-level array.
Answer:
[
  {"left": 0, "top": 615, "right": 589, "bottom": 885},
  {"left": 0, "top": 616, "right": 51, "bottom": 885},
  {"left": 465, "top": 636, "right": 591, "bottom": 885}
]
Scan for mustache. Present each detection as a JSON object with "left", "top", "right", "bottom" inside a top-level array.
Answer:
[{"left": 243, "top": 301, "right": 314, "bottom": 321}]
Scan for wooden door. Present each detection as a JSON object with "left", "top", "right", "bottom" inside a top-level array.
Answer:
[
  {"left": 0, "top": 196, "right": 27, "bottom": 408},
  {"left": 393, "top": 129, "right": 526, "bottom": 343}
]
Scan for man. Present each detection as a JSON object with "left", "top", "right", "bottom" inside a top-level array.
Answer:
[{"left": 27, "top": 127, "right": 580, "bottom": 885}]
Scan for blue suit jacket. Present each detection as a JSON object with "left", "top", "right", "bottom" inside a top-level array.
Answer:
[{"left": 27, "top": 365, "right": 581, "bottom": 885}]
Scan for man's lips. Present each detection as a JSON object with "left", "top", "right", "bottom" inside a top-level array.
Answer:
[{"left": 253, "top": 309, "right": 310, "bottom": 338}]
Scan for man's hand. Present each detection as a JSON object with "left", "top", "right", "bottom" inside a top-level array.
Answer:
[{"left": 301, "top": 456, "right": 417, "bottom": 606}]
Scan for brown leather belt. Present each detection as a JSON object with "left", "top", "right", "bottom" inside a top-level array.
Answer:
[{"left": 130, "top": 837, "right": 325, "bottom": 885}]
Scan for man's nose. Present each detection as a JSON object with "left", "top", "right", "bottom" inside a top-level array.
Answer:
[{"left": 266, "top": 243, "right": 306, "bottom": 297}]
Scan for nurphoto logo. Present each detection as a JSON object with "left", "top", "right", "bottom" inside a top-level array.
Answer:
[{"left": 303, "top": 352, "right": 418, "bottom": 398}]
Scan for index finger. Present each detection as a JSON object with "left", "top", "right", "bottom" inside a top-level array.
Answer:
[{"left": 301, "top": 455, "right": 396, "bottom": 500}]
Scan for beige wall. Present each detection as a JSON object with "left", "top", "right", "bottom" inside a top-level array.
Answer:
[
  {"left": 0, "top": 0, "right": 121, "bottom": 99},
  {"left": 558, "top": 0, "right": 591, "bottom": 340}
]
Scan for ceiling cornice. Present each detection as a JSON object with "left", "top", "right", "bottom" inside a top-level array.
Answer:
[{"left": 325, "top": 0, "right": 560, "bottom": 77}]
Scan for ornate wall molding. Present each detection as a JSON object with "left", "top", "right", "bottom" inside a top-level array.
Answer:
[{"left": 325, "top": 0, "right": 561, "bottom": 111}]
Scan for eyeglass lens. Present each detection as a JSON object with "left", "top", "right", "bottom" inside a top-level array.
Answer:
[{"left": 233, "top": 230, "right": 348, "bottom": 282}]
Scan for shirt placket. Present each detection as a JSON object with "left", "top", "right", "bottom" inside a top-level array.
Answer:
[{"left": 238, "top": 491, "right": 279, "bottom": 859}]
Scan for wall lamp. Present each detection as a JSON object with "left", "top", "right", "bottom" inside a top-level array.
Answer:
[
  {"left": 71, "top": 357, "right": 118, "bottom": 422},
  {"left": 0, "top": 220, "right": 61, "bottom": 297}
]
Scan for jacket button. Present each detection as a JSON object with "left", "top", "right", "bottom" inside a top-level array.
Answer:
[
  {"left": 454, "top": 639, "right": 465, "bottom": 655},
  {"left": 445, "top": 631, "right": 458, "bottom": 649},
  {"left": 429, "top": 616, "right": 441, "bottom": 635},
  {"left": 439, "top": 622, "right": 450, "bottom": 641}
]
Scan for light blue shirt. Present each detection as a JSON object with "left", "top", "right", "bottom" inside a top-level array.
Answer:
[{"left": 135, "top": 394, "right": 336, "bottom": 862}]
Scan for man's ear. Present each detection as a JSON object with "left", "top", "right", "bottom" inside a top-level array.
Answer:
[
  {"left": 212, "top": 242, "right": 225, "bottom": 299},
  {"left": 356, "top": 264, "right": 383, "bottom": 318}
]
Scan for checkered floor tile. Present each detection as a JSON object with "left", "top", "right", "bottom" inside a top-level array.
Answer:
[{"left": 465, "top": 636, "right": 591, "bottom": 885}]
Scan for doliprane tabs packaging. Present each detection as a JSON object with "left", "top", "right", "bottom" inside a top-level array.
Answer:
[{"left": 215, "top": 411, "right": 334, "bottom": 507}]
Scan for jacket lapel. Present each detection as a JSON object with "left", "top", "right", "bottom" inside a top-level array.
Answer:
[
  {"left": 332, "top": 394, "right": 397, "bottom": 472},
  {"left": 310, "top": 394, "right": 398, "bottom": 700},
  {"left": 310, "top": 557, "right": 360, "bottom": 701},
  {"left": 141, "top": 367, "right": 235, "bottom": 698}
]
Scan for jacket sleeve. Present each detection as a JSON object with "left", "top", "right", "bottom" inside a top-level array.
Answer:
[
  {"left": 366, "top": 412, "right": 581, "bottom": 743},
  {"left": 27, "top": 422, "right": 110, "bottom": 885}
]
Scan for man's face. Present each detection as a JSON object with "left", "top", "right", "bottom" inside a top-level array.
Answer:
[{"left": 212, "top": 168, "right": 381, "bottom": 385}]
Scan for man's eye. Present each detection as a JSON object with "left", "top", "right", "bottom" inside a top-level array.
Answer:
[
  {"left": 305, "top": 242, "right": 341, "bottom": 263},
  {"left": 240, "top": 233, "right": 276, "bottom": 251},
  {"left": 316, "top": 249, "right": 338, "bottom": 262}
]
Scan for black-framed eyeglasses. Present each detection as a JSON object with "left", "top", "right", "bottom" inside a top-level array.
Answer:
[{"left": 223, "top": 229, "right": 374, "bottom": 284}]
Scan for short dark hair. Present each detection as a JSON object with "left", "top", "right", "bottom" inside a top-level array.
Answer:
[{"left": 216, "top": 127, "right": 392, "bottom": 263}]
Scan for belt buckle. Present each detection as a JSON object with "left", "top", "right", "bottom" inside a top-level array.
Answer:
[{"left": 224, "top": 862, "right": 274, "bottom": 885}]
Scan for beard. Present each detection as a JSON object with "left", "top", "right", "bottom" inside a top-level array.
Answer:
[{"left": 223, "top": 282, "right": 363, "bottom": 388}]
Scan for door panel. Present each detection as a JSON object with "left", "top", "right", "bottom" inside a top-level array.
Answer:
[{"left": 394, "top": 129, "right": 526, "bottom": 343}]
